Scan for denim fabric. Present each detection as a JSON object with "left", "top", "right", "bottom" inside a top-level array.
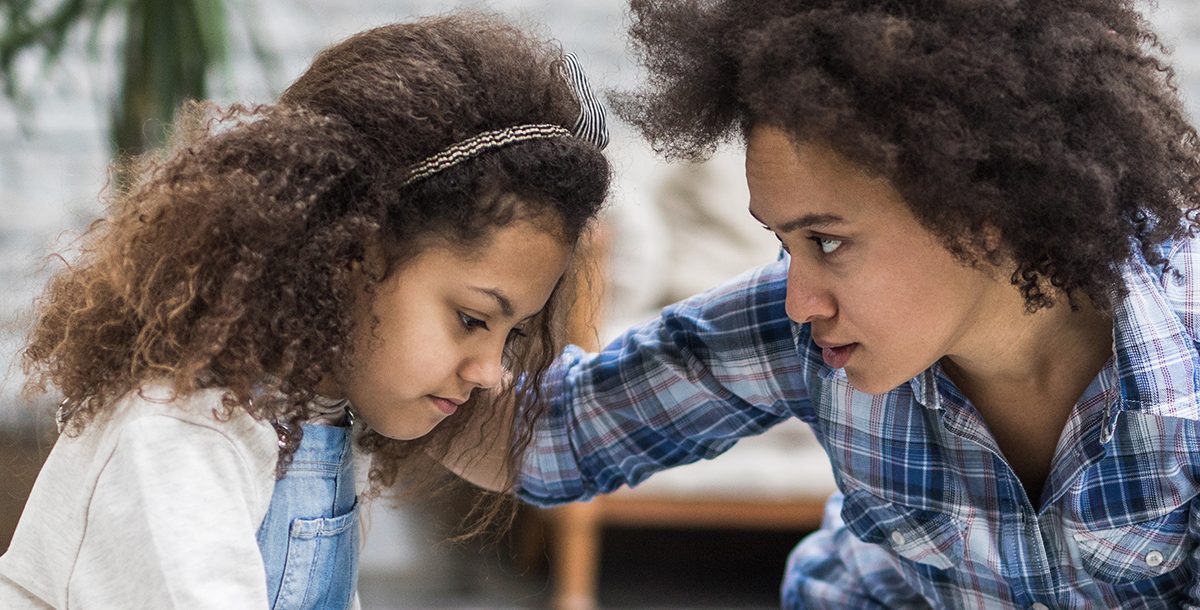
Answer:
[{"left": 257, "top": 423, "right": 358, "bottom": 610}]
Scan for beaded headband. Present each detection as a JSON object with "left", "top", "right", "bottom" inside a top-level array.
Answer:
[{"left": 399, "top": 53, "right": 609, "bottom": 188}]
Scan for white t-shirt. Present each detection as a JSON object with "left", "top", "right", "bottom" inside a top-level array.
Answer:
[{"left": 0, "top": 384, "right": 285, "bottom": 608}]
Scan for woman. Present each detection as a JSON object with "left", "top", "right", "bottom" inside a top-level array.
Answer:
[{"left": 459, "top": 1, "right": 1200, "bottom": 607}]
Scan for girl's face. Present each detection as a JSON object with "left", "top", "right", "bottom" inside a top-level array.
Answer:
[
  {"left": 746, "top": 126, "right": 1013, "bottom": 394},
  {"left": 330, "top": 220, "right": 571, "bottom": 440}
]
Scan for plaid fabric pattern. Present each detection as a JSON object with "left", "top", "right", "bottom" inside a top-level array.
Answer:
[{"left": 518, "top": 236, "right": 1200, "bottom": 609}]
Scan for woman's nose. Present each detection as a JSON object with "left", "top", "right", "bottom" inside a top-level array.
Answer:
[{"left": 785, "top": 263, "right": 835, "bottom": 323}]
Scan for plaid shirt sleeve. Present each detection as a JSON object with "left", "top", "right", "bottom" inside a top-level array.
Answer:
[
  {"left": 516, "top": 261, "right": 813, "bottom": 506},
  {"left": 783, "top": 494, "right": 935, "bottom": 609}
]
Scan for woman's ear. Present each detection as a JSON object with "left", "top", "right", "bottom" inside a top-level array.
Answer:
[
  {"left": 980, "top": 222, "right": 1003, "bottom": 253},
  {"left": 973, "top": 222, "right": 1025, "bottom": 284}
]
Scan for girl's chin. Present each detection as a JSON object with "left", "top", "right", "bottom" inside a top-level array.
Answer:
[
  {"left": 369, "top": 417, "right": 440, "bottom": 441},
  {"left": 375, "top": 428, "right": 429, "bottom": 441}
]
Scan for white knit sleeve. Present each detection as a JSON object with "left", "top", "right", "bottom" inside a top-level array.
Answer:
[{"left": 69, "top": 415, "right": 273, "bottom": 609}]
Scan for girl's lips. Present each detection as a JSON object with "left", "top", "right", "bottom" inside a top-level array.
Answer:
[
  {"left": 821, "top": 343, "right": 858, "bottom": 369},
  {"left": 429, "top": 396, "right": 459, "bottom": 416}
]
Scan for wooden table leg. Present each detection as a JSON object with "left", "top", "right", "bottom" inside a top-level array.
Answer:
[{"left": 552, "top": 501, "right": 601, "bottom": 610}]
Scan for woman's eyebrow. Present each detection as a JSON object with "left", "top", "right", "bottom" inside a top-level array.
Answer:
[
  {"left": 777, "top": 213, "right": 847, "bottom": 233},
  {"left": 748, "top": 208, "right": 848, "bottom": 234}
]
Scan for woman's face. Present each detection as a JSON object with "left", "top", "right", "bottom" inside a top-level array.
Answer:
[
  {"left": 746, "top": 126, "right": 1012, "bottom": 394},
  {"left": 329, "top": 220, "right": 571, "bottom": 440}
]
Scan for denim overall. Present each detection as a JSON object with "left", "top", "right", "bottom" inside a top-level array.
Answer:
[{"left": 256, "top": 423, "right": 359, "bottom": 610}]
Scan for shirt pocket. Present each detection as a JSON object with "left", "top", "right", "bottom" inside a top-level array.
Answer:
[
  {"left": 1072, "top": 506, "right": 1190, "bottom": 585},
  {"left": 840, "top": 488, "right": 965, "bottom": 570},
  {"left": 271, "top": 501, "right": 360, "bottom": 610}
]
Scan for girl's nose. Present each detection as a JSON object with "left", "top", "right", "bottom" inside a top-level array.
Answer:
[{"left": 459, "top": 343, "right": 506, "bottom": 390}]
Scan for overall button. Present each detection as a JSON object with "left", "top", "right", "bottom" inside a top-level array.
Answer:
[
  {"left": 890, "top": 531, "right": 906, "bottom": 546},
  {"left": 1029, "top": 603, "right": 1050, "bottom": 610},
  {"left": 1146, "top": 550, "right": 1165, "bottom": 568}
]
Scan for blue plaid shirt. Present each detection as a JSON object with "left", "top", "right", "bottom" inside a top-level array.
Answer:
[{"left": 518, "top": 236, "right": 1200, "bottom": 609}]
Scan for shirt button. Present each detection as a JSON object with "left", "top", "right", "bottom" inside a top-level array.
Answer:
[
  {"left": 890, "top": 531, "right": 906, "bottom": 546},
  {"left": 1146, "top": 550, "right": 1165, "bottom": 567},
  {"left": 1029, "top": 604, "right": 1050, "bottom": 610}
]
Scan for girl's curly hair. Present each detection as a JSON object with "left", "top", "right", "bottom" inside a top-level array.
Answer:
[
  {"left": 615, "top": 0, "right": 1200, "bottom": 310},
  {"left": 21, "top": 14, "right": 609, "bottom": 532}
]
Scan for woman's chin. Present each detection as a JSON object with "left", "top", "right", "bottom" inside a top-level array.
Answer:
[{"left": 844, "top": 368, "right": 908, "bottom": 396}]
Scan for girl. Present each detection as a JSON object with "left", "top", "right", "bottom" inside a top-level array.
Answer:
[
  {"left": 0, "top": 13, "right": 608, "bottom": 609},
  {"left": 453, "top": 0, "right": 1200, "bottom": 608}
]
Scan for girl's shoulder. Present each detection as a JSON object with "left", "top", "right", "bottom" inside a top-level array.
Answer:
[
  {"left": 113, "top": 382, "right": 272, "bottom": 431},
  {"left": 0, "top": 384, "right": 282, "bottom": 607},
  {"left": 111, "top": 381, "right": 274, "bottom": 444},
  {"left": 103, "top": 382, "right": 280, "bottom": 465}
]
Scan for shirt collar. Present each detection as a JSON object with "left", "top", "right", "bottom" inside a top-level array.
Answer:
[
  {"left": 1109, "top": 244, "right": 1200, "bottom": 420},
  {"left": 908, "top": 365, "right": 946, "bottom": 411}
]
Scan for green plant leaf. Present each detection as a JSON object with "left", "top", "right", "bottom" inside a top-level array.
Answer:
[{"left": 1, "top": 0, "right": 263, "bottom": 157}]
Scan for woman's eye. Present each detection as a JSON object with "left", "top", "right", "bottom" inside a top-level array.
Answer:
[
  {"left": 458, "top": 312, "right": 488, "bottom": 331},
  {"left": 811, "top": 236, "right": 843, "bottom": 255}
]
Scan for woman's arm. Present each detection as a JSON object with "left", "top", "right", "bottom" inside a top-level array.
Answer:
[{"left": 440, "top": 261, "right": 812, "bottom": 500}]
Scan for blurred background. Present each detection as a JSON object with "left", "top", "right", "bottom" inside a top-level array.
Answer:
[{"left": 2, "top": 1, "right": 1199, "bottom": 609}]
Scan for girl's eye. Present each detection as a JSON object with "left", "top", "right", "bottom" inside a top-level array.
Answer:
[
  {"left": 458, "top": 312, "right": 488, "bottom": 331},
  {"left": 507, "top": 327, "right": 528, "bottom": 342},
  {"left": 810, "top": 236, "right": 843, "bottom": 255}
]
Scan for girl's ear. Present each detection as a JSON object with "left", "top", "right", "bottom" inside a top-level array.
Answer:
[
  {"left": 357, "top": 236, "right": 389, "bottom": 281},
  {"left": 346, "top": 239, "right": 390, "bottom": 305}
]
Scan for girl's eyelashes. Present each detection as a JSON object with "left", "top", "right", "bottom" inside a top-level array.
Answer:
[
  {"left": 459, "top": 311, "right": 528, "bottom": 344},
  {"left": 458, "top": 312, "right": 489, "bottom": 331}
]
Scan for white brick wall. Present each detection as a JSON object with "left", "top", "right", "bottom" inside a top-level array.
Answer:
[
  {"left": 0, "top": 0, "right": 637, "bottom": 427},
  {"left": 1, "top": 0, "right": 1198, "bottom": 427}
]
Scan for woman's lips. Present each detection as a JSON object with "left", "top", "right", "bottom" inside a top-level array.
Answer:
[{"left": 821, "top": 343, "right": 858, "bottom": 369}]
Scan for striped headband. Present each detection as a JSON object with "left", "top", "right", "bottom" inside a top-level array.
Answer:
[{"left": 400, "top": 53, "right": 609, "bottom": 188}]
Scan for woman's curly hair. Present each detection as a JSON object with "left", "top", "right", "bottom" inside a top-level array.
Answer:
[
  {"left": 21, "top": 14, "right": 609, "bottom": 532},
  {"left": 615, "top": 0, "right": 1200, "bottom": 310}
]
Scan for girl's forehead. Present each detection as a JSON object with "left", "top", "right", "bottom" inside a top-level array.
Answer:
[
  {"left": 417, "top": 215, "right": 568, "bottom": 263},
  {"left": 391, "top": 220, "right": 572, "bottom": 317}
]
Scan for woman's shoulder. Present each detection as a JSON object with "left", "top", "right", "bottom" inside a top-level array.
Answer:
[
  {"left": 1156, "top": 232, "right": 1200, "bottom": 296},
  {"left": 1140, "top": 231, "right": 1200, "bottom": 345}
]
